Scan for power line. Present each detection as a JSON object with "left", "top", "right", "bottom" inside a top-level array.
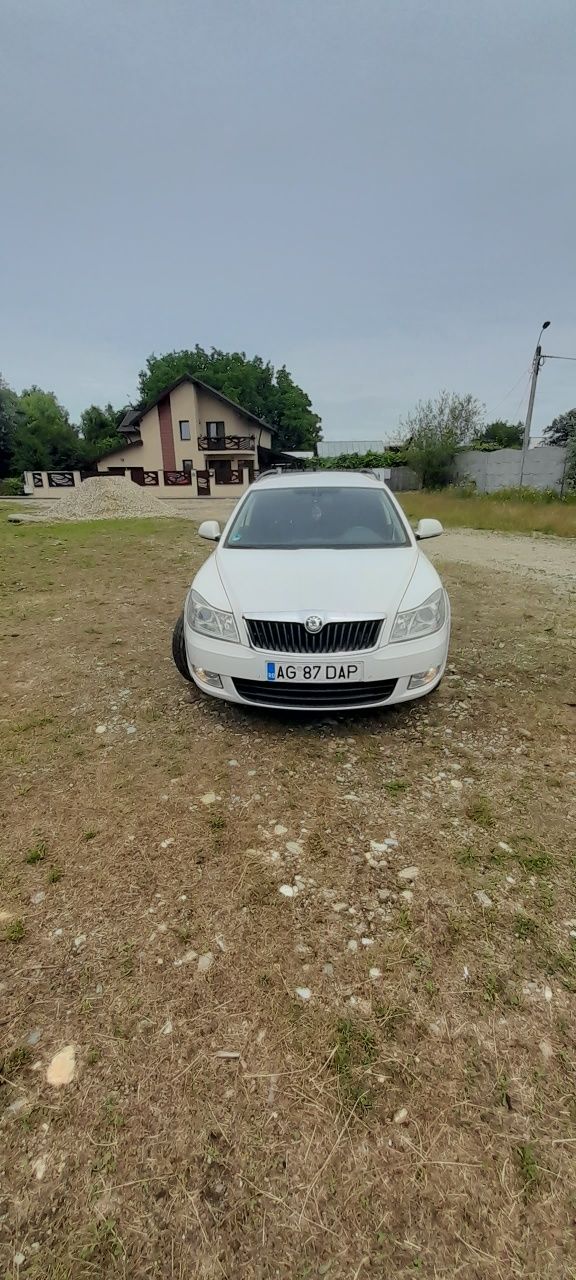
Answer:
[
  {"left": 509, "top": 371, "right": 534, "bottom": 424},
  {"left": 489, "top": 364, "right": 533, "bottom": 421},
  {"left": 542, "top": 353, "right": 576, "bottom": 362}
]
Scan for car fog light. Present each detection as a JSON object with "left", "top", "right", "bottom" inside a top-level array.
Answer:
[
  {"left": 408, "top": 666, "right": 440, "bottom": 690},
  {"left": 193, "top": 667, "right": 223, "bottom": 688}
]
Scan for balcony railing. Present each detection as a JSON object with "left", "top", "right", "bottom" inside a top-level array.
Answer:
[{"left": 198, "top": 434, "right": 256, "bottom": 451}]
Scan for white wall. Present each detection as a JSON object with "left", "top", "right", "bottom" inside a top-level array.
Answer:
[{"left": 454, "top": 447, "right": 568, "bottom": 494}]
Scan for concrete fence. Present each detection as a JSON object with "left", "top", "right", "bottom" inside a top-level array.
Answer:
[
  {"left": 23, "top": 470, "right": 82, "bottom": 497},
  {"left": 386, "top": 465, "right": 421, "bottom": 492},
  {"left": 453, "top": 446, "right": 568, "bottom": 495}
]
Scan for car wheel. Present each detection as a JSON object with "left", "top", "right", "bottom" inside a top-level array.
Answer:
[{"left": 172, "top": 613, "right": 192, "bottom": 681}]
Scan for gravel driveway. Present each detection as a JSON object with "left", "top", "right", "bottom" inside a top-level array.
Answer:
[{"left": 427, "top": 527, "right": 576, "bottom": 583}]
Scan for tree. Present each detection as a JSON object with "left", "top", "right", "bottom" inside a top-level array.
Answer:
[
  {"left": 138, "top": 347, "right": 322, "bottom": 452},
  {"left": 401, "top": 391, "right": 484, "bottom": 488},
  {"left": 0, "top": 375, "right": 22, "bottom": 478},
  {"left": 543, "top": 408, "right": 576, "bottom": 447},
  {"left": 80, "top": 403, "right": 125, "bottom": 462},
  {"left": 477, "top": 420, "right": 523, "bottom": 448},
  {"left": 11, "top": 387, "right": 86, "bottom": 473},
  {"left": 566, "top": 435, "right": 576, "bottom": 491}
]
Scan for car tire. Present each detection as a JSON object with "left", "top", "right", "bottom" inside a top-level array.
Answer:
[{"left": 172, "top": 613, "right": 192, "bottom": 681}]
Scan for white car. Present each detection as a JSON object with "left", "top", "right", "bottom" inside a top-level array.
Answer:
[{"left": 172, "top": 471, "right": 450, "bottom": 712}]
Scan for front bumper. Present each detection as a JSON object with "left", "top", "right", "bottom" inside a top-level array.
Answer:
[{"left": 184, "top": 617, "right": 450, "bottom": 711}]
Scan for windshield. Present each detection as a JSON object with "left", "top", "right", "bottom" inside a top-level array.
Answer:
[{"left": 224, "top": 486, "right": 410, "bottom": 550}]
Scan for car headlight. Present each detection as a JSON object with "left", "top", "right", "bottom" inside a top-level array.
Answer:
[
  {"left": 186, "top": 589, "right": 239, "bottom": 643},
  {"left": 391, "top": 588, "right": 446, "bottom": 643}
]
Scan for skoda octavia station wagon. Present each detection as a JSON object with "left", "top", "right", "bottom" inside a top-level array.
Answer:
[{"left": 172, "top": 471, "right": 450, "bottom": 712}]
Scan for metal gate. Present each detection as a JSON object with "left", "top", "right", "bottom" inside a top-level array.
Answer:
[{"left": 197, "top": 470, "right": 211, "bottom": 496}]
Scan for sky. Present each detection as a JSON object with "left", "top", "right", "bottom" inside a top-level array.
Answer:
[{"left": 2, "top": 0, "right": 576, "bottom": 442}]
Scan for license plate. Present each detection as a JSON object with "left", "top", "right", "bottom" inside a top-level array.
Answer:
[{"left": 266, "top": 661, "right": 364, "bottom": 683}]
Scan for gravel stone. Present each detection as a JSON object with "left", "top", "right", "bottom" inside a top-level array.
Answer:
[{"left": 46, "top": 1045, "right": 75, "bottom": 1086}]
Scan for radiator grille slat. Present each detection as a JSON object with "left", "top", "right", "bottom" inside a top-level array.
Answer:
[
  {"left": 246, "top": 619, "right": 383, "bottom": 654},
  {"left": 233, "top": 678, "right": 397, "bottom": 708}
]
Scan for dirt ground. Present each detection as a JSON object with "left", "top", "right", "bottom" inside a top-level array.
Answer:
[{"left": 1, "top": 517, "right": 575, "bottom": 1279}]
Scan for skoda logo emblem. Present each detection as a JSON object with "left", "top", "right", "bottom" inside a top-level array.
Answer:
[{"left": 305, "top": 615, "right": 323, "bottom": 634}]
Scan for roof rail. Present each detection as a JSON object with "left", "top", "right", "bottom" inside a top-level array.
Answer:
[
  {"left": 253, "top": 467, "right": 285, "bottom": 482},
  {"left": 254, "top": 466, "right": 382, "bottom": 481}
]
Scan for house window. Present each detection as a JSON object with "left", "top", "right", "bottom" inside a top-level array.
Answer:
[
  {"left": 179, "top": 420, "right": 191, "bottom": 441},
  {"left": 182, "top": 459, "right": 194, "bottom": 474},
  {"left": 206, "top": 421, "right": 226, "bottom": 442}
]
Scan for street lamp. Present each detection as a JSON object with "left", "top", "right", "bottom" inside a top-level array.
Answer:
[{"left": 520, "top": 321, "right": 551, "bottom": 485}]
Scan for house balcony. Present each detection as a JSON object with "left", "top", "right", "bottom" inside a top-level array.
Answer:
[{"left": 197, "top": 435, "right": 256, "bottom": 451}]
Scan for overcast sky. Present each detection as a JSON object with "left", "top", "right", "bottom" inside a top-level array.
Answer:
[{"left": 2, "top": 0, "right": 575, "bottom": 441}]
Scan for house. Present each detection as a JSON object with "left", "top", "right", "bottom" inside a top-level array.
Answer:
[{"left": 95, "top": 375, "right": 275, "bottom": 497}]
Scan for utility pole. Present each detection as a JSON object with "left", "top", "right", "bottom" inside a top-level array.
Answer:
[{"left": 520, "top": 321, "right": 550, "bottom": 487}]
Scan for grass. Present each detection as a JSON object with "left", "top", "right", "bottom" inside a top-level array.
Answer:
[
  {"left": 383, "top": 777, "right": 409, "bottom": 796},
  {"left": 1, "top": 1045, "right": 31, "bottom": 1079},
  {"left": 399, "top": 487, "right": 576, "bottom": 538},
  {"left": 465, "top": 793, "right": 494, "bottom": 828},
  {"left": 514, "top": 913, "right": 539, "bottom": 940},
  {"left": 374, "top": 1002, "right": 407, "bottom": 1037},
  {"left": 26, "top": 839, "right": 47, "bottom": 864},
  {"left": 332, "top": 1018, "right": 376, "bottom": 1113},
  {"left": 4, "top": 919, "right": 25, "bottom": 942},
  {"left": 0, "top": 514, "right": 575, "bottom": 1277},
  {"left": 515, "top": 1143, "right": 541, "bottom": 1200}
]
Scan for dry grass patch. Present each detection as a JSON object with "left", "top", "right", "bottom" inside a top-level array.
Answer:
[
  {"left": 0, "top": 516, "right": 575, "bottom": 1277},
  {"left": 400, "top": 487, "right": 576, "bottom": 538}
]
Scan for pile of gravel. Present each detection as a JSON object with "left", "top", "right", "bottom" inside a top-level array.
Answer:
[{"left": 7, "top": 476, "right": 193, "bottom": 523}]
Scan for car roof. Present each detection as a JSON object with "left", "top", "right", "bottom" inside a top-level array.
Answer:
[{"left": 253, "top": 470, "right": 384, "bottom": 490}]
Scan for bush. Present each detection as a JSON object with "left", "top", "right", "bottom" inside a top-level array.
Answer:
[
  {"left": 402, "top": 391, "right": 484, "bottom": 488},
  {"left": 0, "top": 476, "right": 23, "bottom": 496},
  {"left": 307, "top": 450, "right": 407, "bottom": 471}
]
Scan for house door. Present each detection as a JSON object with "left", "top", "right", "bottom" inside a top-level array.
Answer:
[{"left": 197, "top": 469, "right": 211, "bottom": 496}]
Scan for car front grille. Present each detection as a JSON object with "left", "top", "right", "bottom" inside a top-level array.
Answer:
[
  {"left": 245, "top": 618, "right": 383, "bottom": 654},
  {"left": 233, "top": 678, "right": 397, "bottom": 709}
]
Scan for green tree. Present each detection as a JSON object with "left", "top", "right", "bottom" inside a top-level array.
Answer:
[
  {"left": 12, "top": 387, "right": 85, "bottom": 473},
  {"left": 477, "top": 420, "right": 523, "bottom": 448},
  {"left": 543, "top": 408, "right": 576, "bottom": 447},
  {"left": 565, "top": 435, "right": 576, "bottom": 490},
  {"left": 138, "top": 347, "right": 322, "bottom": 452},
  {"left": 0, "top": 375, "right": 23, "bottom": 478},
  {"left": 401, "top": 391, "right": 484, "bottom": 488},
  {"left": 80, "top": 403, "right": 125, "bottom": 462}
]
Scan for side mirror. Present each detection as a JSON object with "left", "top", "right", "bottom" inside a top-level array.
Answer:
[
  {"left": 198, "top": 520, "right": 221, "bottom": 542},
  {"left": 415, "top": 518, "right": 443, "bottom": 540}
]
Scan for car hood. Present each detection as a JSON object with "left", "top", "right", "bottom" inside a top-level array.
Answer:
[{"left": 207, "top": 546, "right": 423, "bottom": 619}]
